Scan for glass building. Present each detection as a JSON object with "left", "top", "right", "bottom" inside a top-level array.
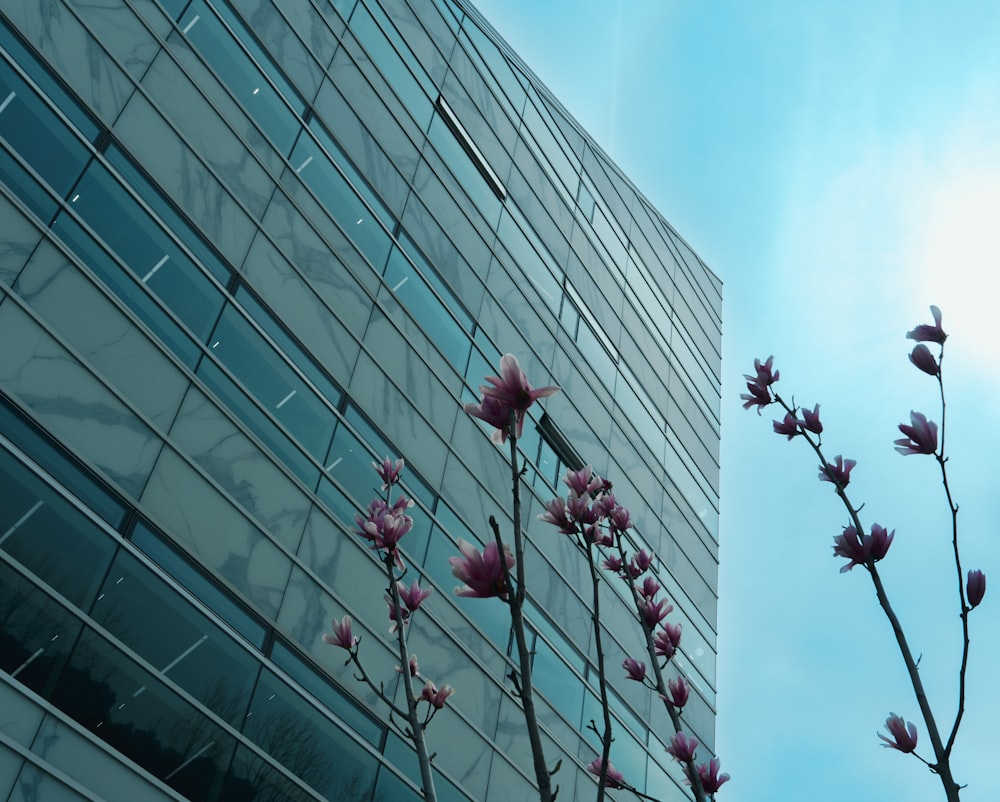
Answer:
[{"left": 0, "top": 0, "right": 721, "bottom": 799}]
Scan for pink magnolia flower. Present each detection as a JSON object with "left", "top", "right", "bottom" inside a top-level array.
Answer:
[
  {"left": 449, "top": 538, "right": 514, "bottom": 599},
  {"left": 640, "top": 597, "right": 673, "bottom": 629},
  {"left": 909, "top": 344, "right": 939, "bottom": 376},
  {"left": 653, "top": 622, "right": 683, "bottom": 661},
  {"left": 623, "top": 658, "right": 647, "bottom": 682},
  {"left": 538, "top": 496, "right": 574, "bottom": 534},
  {"left": 609, "top": 504, "right": 632, "bottom": 533},
  {"left": 967, "top": 569, "right": 986, "bottom": 608},
  {"left": 566, "top": 493, "right": 595, "bottom": 526},
  {"left": 637, "top": 575, "right": 662, "bottom": 601},
  {"left": 564, "top": 465, "right": 603, "bottom": 496},
  {"left": 741, "top": 356, "right": 779, "bottom": 413},
  {"left": 373, "top": 456, "right": 404, "bottom": 489},
  {"left": 907, "top": 305, "right": 947, "bottom": 344},
  {"left": 398, "top": 579, "right": 432, "bottom": 613},
  {"left": 322, "top": 615, "right": 359, "bottom": 650},
  {"left": 385, "top": 595, "right": 409, "bottom": 634},
  {"left": 694, "top": 757, "right": 731, "bottom": 793},
  {"left": 586, "top": 758, "right": 625, "bottom": 789},
  {"left": 666, "top": 676, "right": 690, "bottom": 708},
  {"left": 879, "top": 713, "right": 918, "bottom": 752},
  {"left": 602, "top": 554, "right": 624, "bottom": 573},
  {"left": 799, "top": 403, "right": 823, "bottom": 434},
  {"left": 895, "top": 411, "right": 938, "bottom": 455},
  {"left": 666, "top": 731, "right": 699, "bottom": 763},
  {"left": 832, "top": 524, "right": 895, "bottom": 572},
  {"left": 396, "top": 654, "right": 419, "bottom": 677},
  {"left": 772, "top": 412, "right": 799, "bottom": 440},
  {"left": 465, "top": 354, "right": 559, "bottom": 443},
  {"left": 418, "top": 680, "right": 455, "bottom": 709},
  {"left": 819, "top": 455, "right": 856, "bottom": 488}
]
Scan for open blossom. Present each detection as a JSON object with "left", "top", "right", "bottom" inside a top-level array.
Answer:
[
  {"left": 741, "top": 356, "right": 779, "bottom": 413},
  {"left": 538, "top": 496, "right": 574, "bottom": 534},
  {"left": 602, "top": 554, "right": 624, "bottom": 573},
  {"left": 772, "top": 412, "right": 799, "bottom": 440},
  {"left": 564, "top": 465, "right": 603, "bottom": 496},
  {"left": 666, "top": 676, "right": 690, "bottom": 708},
  {"left": 637, "top": 575, "right": 662, "bottom": 601},
  {"left": 373, "top": 456, "right": 404, "bottom": 489},
  {"left": 654, "top": 621, "right": 683, "bottom": 659},
  {"left": 396, "top": 654, "right": 419, "bottom": 677},
  {"left": 895, "top": 411, "right": 938, "bottom": 455},
  {"left": 623, "top": 658, "right": 647, "bottom": 682},
  {"left": 832, "top": 524, "right": 894, "bottom": 573},
  {"left": 694, "top": 757, "right": 731, "bottom": 793},
  {"left": 464, "top": 354, "right": 558, "bottom": 443},
  {"left": 967, "top": 569, "right": 986, "bottom": 608},
  {"left": 418, "top": 680, "right": 455, "bottom": 709},
  {"left": 640, "top": 597, "right": 673, "bottom": 629},
  {"left": 799, "top": 403, "right": 823, "bottom": 434},
  {"left": 609, "top": 504, "right": 632, "bottom": 532},
  {"left": 449, "top": 538, "right": 514, "bottom": 599},
  {"left": 666, "top": 731, "right": 699, "bottom": 763},
  {"left": 879, "top": 713, "right": 918, "bottom": 752},
  {"left": 907, "top": 304, "right": 947, "bottom": 344},
  {"left": 322, "top": 615, "right": 358, "bottom": 651},
  {"left": 819, "top": 455, "right": 856, "bottom": 488},
  {"left": 398, "top": 579, "right": 432, "bottom": 613},
  {"left": 586, "top": 758, "right": 625, "bottom": 789},
  {"left": 909, "top": 344, "right": 939, "bottom": 376}
]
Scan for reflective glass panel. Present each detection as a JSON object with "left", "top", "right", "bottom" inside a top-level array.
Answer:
[
  {"left": 0, "top": 62, "right": 91, "bottom": 221},
  {"left": 179, "top": 0, "right": 306, "bottom": 154},
  {"left": 0, "top": 448, "right": 116, "bottom": 609},
  {"left": 90, "top": 548, "right": 260, "bottom": 728}
]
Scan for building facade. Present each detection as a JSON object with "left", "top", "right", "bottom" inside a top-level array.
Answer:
[{"left": 0, "top": 0, "right": 722, "bottom": 799}]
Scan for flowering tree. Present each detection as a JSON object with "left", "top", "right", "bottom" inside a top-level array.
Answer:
[
  {"left": 463, "top": 355, "right": 728, "bottom": 801},
  {"left": 742, "top": 306, "right": 985, "bottom": 802},
  {"left": 323, "top": 459, "right": 452, "bottom": 802}
]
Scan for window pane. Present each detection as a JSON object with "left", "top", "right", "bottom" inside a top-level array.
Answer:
[
  {"left": 90, "top": 549, "right": 260, "bottom": 728},
  {"left": 243, "top": 668, "right": 378, "bottom": 799},
  {"left": 0, "top": 561, "right": 82, "bottom": 701},
  {"left": 65, "top": 161, "right": 225, "bottom": 346},
  {"left": 179, "top": 0, "right": 305, "bottom": 154},
  {"left": 0, "top": 397, "right": 127, "bottom": 529},
  {"left": 130, "top": 520, "right": 268, "bottom": 649},
  {"left": 0, "top": 448, "right": 117, "bottom": 609},
  {"left": 0, "top": 64, "right": 90, "bottom": 220},
  {"left": 209, "top": 303, "right": 336, "bottom": 464},
  {"left": 53, "top": 627, "right": 236, "bottom": 800}
]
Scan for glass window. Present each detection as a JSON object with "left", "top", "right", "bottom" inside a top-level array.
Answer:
[
  {"left": 0, "top": 560, "right": 83, "bottom": 701},
  {"left": 290, "top": 125, "right": 393, "bottom": 274},
  {"left": 243, "top": 667, "right": 379, "bottom": 799},
  {"left": 0, "top": 60, "right": 92, "bottom": 221},
  {"left": 270, "top": 639, "right": 384, "bottom": 748},
  {"left": 209, "top": 303, "right": 337, "bottom": 465},
  {"left": 350, "top": 2, "right": 433, "bottom": 130},
  {"left": 221, "top": 745, "right": 318, "bottom": 802},
  {"left": 105, "top": 144, "right": 232, "bottom": 285},
  {"left": 196, "top": 358, "right": 320, "bottom": 488},
  {"left": 426, "top": 112, "right": 502, "bottom": 226},
  {"left": 496, "top": 209, "right": 560, "bottom": 313},
  {"left": 89, "top": 548, "right": 261, "bottom": 728},
  {"left": 0, "top": 448, "right": 117, "bottom": 609},
  {"left": 382, "top": 245, "right": 471, "bottom": 371},
  {"left": 179, "top": 0, "right": 306, "bottom": 154},
  {"left": 53, "top": 627, "right": 236, "bottom": 800},
  {"left": 0, "top": 397, "right": 127, "bottom": 529},
  {"left": 235, "top": 286, "right": 343, "bottom": 410},
  {"left": 130, "top": 519, "right": 268, "bottom": 649},
  {"left": 529, "top": 630, "right": 584, "bottom": 726}
]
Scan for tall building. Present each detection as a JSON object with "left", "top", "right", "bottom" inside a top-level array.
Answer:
[{"left": 0, "top": 0, "right": 721, "bottom": 799}]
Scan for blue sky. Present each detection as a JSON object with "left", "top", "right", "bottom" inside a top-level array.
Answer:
[{"left": 472, "top": 1, "right": 1000, "bottom": 799}]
